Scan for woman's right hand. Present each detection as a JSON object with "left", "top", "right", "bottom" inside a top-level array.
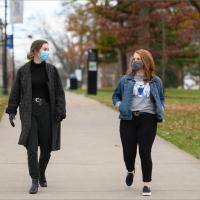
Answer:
[
  {"left": 115, "top": 101, "right": 121, "bottom": 111},
  {"left": 9, "top": 114, "right": 15, "bottom": 127}
]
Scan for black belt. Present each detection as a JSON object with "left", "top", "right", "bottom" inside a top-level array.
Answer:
[
  {"left": 132, "top": 111, "right": 155, "bottom": 117},
  {"left": 32, "top": 98, "right": 49, "bottom": 105},
  {"left": 132, "top": 111, "right": 145, "bottom": 116}
]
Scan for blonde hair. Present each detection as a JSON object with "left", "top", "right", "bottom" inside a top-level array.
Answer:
[
  {"left": 127, "top": 49, "right": 156, "bottom": 82},
  {"left": 27, "top": 39, "right": 48, "bottom": 60}
]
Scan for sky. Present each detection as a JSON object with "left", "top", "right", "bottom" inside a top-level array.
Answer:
[{"left": 0, "top": 0, "right": 67, "bottom": 67}]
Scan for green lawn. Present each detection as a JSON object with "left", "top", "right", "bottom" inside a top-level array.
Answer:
[
  {"left": 71, "top": 88, "right": 200, "bottom": 159},
  {"left": 0, "top": 88, "right": 8, "bottom": 121},
  {"left": 165, "top": 88, "right": 200, "bottom": 104}
]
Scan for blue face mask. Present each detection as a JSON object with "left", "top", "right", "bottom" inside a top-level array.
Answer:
[
  {"left": 39, "top": 50, "right": 49, "bottom": 61},
  {"left": 131, "top": 61, "right": 143, "bottom": 71}
]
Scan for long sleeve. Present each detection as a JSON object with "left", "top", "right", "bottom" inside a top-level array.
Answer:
[
  {"left": 54, "top": 67, "right": 66, "bottom": 119},
  {"left": 158, "top": 78, "right": 165, "bottom": 108},
  {"left": 5, "top": 69, "right": 21, "bottom": 115}
]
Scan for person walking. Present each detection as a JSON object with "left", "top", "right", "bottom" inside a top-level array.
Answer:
[
  {"left": 5, "top": 40, "right": 66, "bottom": 194},
  {"left": 112, "top": 49, "right": 164, "bottom": 196}
]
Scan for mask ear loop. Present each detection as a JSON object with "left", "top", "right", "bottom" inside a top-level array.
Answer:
[
  {"left": 131, "top": 58, "right": 136, "bottom": 75},
  {"left": 131, "top": 57, "right": 135, "bottom": 66}
]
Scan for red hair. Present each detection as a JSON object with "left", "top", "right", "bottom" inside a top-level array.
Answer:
[{"left": 127, "top": 49, "right": 156, "bottom": 82}]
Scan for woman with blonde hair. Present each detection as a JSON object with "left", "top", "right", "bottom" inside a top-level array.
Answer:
[
  {"left": 112, "top": 49, "right": 164, "bottom": 196},
  {"left": 6, "top": 40, "right": 66, "bottom": 194}
]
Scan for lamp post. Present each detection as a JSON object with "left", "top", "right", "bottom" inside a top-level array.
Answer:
[
  {"left": 0, "top": 19, "right": 3, "bottom": 91},
  {"left": 0, "top": 19, "right": 3, "bottom": 41},
  {"left": 3, "top": 0, "right": 8, "bottom": 95},
  {"left": 0, "top": 19, "right": 3, "bottom": 53},
  {"left": 10, "top": 25, "right": 15, "bottom": 81}
]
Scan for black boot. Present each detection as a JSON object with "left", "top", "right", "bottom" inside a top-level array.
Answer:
[
  {"left": 39, "top": 153, "right": 50, "bottom": 187},
  {"left": 39, "top": 174, "right": 47, "bottom": 187},
  {"left": 29, "top": 179, "right": 39, "bottom": 194}
]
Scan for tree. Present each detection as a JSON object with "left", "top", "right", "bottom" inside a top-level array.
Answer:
[
  {"left": 62, "top": 0, "right": 200, "bottom": 87},
  {"left": 91, "top": 0, "right": 200, "bottom": 85},
  {"left": 189, "top": 0, "right": 200, "bottom": 13}
]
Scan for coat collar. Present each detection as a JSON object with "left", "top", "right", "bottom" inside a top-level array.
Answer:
[{"left": 126, "top": 74, "right": 135, "bottom": 80}]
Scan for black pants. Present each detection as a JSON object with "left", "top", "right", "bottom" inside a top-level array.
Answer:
[
  {"left": 26, "top": 101, "right": 52, "bottom": 179},
  {"left": 120, "top": 113, "right": 157, "bottom": 182}
]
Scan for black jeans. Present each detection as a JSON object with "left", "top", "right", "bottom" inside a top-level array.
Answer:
[
  {"left": 26, "top": 101, "right": 52, "bottom": 179},
  {"left": 120, "top": 112, "right": 157, "bottom": 182}
]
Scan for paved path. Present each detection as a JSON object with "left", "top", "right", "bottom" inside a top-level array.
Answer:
[{"left": 0, "top": 92, "right": 200, "bottom": 200}]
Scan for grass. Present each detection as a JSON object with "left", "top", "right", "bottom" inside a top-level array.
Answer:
[
  {"left": 165, "top": 88, "right": 200, "bottom": 104},
  {"left": 71, "top": 88, "right": 200, "bottom": 159},
  {"left": 0, "top": 88, "right": 8, "bottom": 121}
]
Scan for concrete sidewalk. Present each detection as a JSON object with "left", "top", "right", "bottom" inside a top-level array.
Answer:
[{"left": 0, "top": 92, "right": 200, "bottom": 200}]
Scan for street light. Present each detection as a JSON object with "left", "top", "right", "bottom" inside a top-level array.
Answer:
[
  {"left": 0, "top": 19, "right": 3, "bottom": 49},
  {"left": 2, "top": 0, "right": 8, "bottom": 95},
  {"left": 0, "top": 19, "right": 3, "bottom": 93},
  {"left": 0, "top": 18, "right": 3, "bottom": 40},
  {"left": 27, "top": 35, "right": 33, "bottom": 39}
]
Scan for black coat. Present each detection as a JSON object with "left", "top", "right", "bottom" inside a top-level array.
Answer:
[{"left": 6, "top": 61, "right": 66, "bottom": 151}]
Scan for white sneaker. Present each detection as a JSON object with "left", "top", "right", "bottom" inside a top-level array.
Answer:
[{"left": 142, "top": 186, "right": 151, "bottom": 196}]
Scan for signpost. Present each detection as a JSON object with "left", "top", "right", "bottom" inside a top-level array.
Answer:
[
  {"left": 1, "top": 0, "right": 24, "bottom": 94},
  {"left": 87, "top": 48, "right": 98, "bottom": 95},
  {"left": 10, "top": 0, "right": 24, "bottom": 24},
  {"left": 7, "top": 34, "right": 13, "bottom": 49},
  {"left": 10, "top": 0, "right": 24, "bottom": 81}
]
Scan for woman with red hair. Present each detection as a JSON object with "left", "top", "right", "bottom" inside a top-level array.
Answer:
[{"left": 112, "top": 49, "right": 164, "bottom": 196}]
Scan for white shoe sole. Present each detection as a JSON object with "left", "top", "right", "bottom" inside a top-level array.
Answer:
[{"left": 142, "top": 192, "right": 151, "bottom": 196}]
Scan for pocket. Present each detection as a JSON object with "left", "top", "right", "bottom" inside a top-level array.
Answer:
[
  {"left": 19, "top": 111, "right": 24, "bottom": 120},
  {"left": 19, "top": 103, "right": 24, "bottom": 117},
  {"left": 119, "top": 102, "right": 126, "bottom": 113}
]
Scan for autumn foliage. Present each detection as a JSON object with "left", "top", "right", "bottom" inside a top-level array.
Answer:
[{"left": 64, "top": 0, "right": 200, "bottom": 87}]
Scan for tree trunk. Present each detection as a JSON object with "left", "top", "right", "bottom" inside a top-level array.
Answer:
[
  {"left": 161, "top": 13, "right": 167, "bottom": 86},
  {"left": 119, "top": 48, "right": 127, "bottom": 75},
  {"left": 139, "top": 4, "right": 150, "bottom": 48}
]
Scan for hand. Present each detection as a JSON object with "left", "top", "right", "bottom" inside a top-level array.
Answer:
[
  {"left": 116, "top": 101, "right": 121, "bottom": 111},
  {"left": 9, "top": 114, "right": 15, "bottom": 127},
  {"left": 55, "top": 115, "right": 63, "bottom": 122}
]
